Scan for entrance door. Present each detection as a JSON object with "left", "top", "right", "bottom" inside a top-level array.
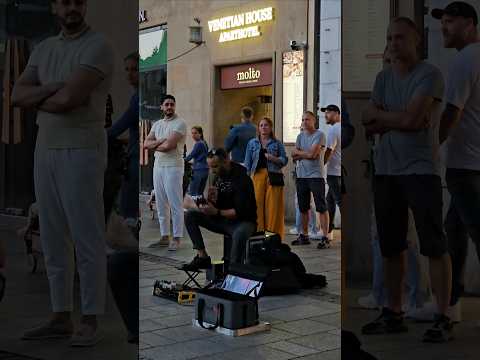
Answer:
[{"left": 213, "top": 61, "right": 273, "bottom": 149}]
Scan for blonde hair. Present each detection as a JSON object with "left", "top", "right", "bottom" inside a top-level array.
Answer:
[{"left": 258, "top": 117, "right": 276, "bottom": 140}]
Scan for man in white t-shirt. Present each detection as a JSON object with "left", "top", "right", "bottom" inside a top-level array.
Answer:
[
  {"left": 322, "top": 104, "right": 342, "bottom": 244},
  {"left": 144, "top": 95, "right": 187, "bottom": 251},
  {"left": 11, "top": 0, "right": 114, "bottom": 346},
  {"left": 433, "top": 1, "right": 480, "bottom": 320}
]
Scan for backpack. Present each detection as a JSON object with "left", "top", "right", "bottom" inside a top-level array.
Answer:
[
  {"left": 248, "top": 242, "right": 326, "bottom": 295},
  {"left": 341, "top": 99, "right": 355, "bottom": 149}
]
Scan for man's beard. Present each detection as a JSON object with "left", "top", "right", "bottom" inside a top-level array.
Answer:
[{"left": 58, "top": 14, "right": 85, "bottom": 32}]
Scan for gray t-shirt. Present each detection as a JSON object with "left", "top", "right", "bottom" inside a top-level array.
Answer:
[
  {"left": 27, "top": 28, "right": 114, "bottom": 149},
  {"left": 445, "top": 42, "right": 480, "bottom": 171},
  {"left": 326, "top": 122, "right": 341, "bottom": 176},
  {"left": 295, "top": 130, "right": 326, "bottom": 179},
  {"left": 371, "top": 62, "right": 444, "bottom": 175}
]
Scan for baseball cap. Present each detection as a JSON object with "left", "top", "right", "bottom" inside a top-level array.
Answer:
[
  {"left": 431, "top": 1, "right": 478, "bottom": 26},
  {"left": 320, "top": 104, "right": 340, "bottom": 113}
]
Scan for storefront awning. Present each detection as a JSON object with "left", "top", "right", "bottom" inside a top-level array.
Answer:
[{"left": 140, "top": 29, "right": 167, "bottom": 71}]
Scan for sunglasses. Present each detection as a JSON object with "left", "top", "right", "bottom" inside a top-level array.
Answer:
[{"left": 207, "top": 148, "right": 227, "bottom": 159}]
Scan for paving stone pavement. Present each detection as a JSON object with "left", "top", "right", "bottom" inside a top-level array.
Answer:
[
  {"left": 138, "top": 202, "right": 341, "bottom": 360},
  {"left": 345, "top": 288, "right": 480, "bottom": 360},
  {"left": 0, "top": 216, "right": 137, "bottom": 360}
]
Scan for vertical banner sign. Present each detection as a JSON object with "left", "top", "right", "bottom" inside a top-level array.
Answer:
[{"left": 282, "top": 51, "right": 304, "bottom": 144}]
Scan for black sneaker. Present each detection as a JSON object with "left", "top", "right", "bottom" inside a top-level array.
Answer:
[
  {"left": 361, "top": 307, "right": 408, "bottom": 335},
  {"left": 423, "top": 314, "right": 454, "bottom": 343},
  {"left": 181, "top": 255, "right": 212, "bottom": 271},
  {"left": 291, "top": 234, "right": 310, "bottom": 246},
  {"left": 317, "top": 236, "right": 330, "bottom": 249}
]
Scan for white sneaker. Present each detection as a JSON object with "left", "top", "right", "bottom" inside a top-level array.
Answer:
[
  {"left": 406, "top": 301, "right": 436, "bottom": 322},
  {"left": 289, "top": 227, "right": 298, "bottom": 235},
  {"left": 446, "top": 301, "right": 462, "bottom": 323},
  {"left": 357, "top": 293, "right": 381, "bottom": 310}
]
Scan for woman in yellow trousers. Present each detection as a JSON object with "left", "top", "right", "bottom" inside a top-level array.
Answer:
[{"left": 244, "top": 117, "right": 288, "bottom": 240}]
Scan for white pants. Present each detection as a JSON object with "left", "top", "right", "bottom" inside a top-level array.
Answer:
[
  {"left": 153, "top": 165, "right": 184, "bottom": 238},
  {"left": 34, "top": 142, "right": 107, "bottom": 315}
]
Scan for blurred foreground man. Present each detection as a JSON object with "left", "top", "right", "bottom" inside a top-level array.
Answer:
[
  {"left": 434, "top": 1, "right": 480, "bottom": 322},
  {"left": 361, "top": 17, "right": 453, "bottom": 343},
  {"left": 11, "top": 0, "right": 114, "bottom": 346}
]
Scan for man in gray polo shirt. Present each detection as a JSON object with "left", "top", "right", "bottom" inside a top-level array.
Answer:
[
  {"left": 433, "top": 1, "right": 480, "bottom": 323},
  {"left": 361, "top": 17, "right": 453, "bottom": 343},
  {"left": 11, "top": 0, "right": 113, "bottom": 346}
]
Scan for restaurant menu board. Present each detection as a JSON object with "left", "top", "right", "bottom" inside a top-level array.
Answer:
[
  {"left": 282, "top": 50, "right": 304, "bottom": 144},
  {"left": 342, "top": 0, "right": 390, "bottom": 92}
]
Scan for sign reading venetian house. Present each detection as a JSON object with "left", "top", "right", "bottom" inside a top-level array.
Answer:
[{"left": 208, "top": 7, "right": 274, "bottom": 43}]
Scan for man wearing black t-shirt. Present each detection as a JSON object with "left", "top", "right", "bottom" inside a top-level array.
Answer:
[{"left": 183, "top": 148, "right": 257, "bottom": 270}]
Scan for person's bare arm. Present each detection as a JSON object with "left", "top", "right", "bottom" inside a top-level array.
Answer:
[
  {"left": 143, "top": 131, "right": 164, "bottom": 150},
  {"left": 156, "top": 131, "right": 183, "bottom": 152},
  {"left": 199, "top": 203, "right": 237, "bottom": 219},
  {"left": 373, "top": 95, "right": 436, "bottom": 131},
  {"left": 11, "top": 67, "right": 64, "bottom": 108},
  {"left": 295, "top": 143, "right": 323, "bottom": 160},
  {"left": 324, "top": 148, "right": 332, "bottom": 164},
  {"left": 439, "top": 103, "right": 463, "bottom": 144},
  {"left": 38, "top": 67, "right": 104, "bottom": 113}
]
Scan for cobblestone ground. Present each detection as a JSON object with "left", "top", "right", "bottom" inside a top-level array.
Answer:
[{"left": 139, "top": 200, "right": 341, "bottom": 360}]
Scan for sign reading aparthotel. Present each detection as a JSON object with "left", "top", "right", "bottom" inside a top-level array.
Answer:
[
  {"left": 221, "top": 61, "right": 272, "bottom": 89},
  {"left": 208, "top": 7, "right": 274, "bottom": 43}
]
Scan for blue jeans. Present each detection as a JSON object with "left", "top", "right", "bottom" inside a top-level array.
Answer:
[
  {"left": 294, "top": 191, "right": 317, "bottom": 234},
  {"left": 188, "top": 169, "right": 209, "bottom": 197}
]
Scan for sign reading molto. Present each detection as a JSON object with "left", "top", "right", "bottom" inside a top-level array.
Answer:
[
  {"left": 221, "top": 61, "right": 272, "bottom": 89},
  {"left": 208, "top": 7, "right": 274, "bottom": 43}
]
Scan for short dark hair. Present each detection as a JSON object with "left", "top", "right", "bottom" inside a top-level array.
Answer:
[
  {"left": 241, "top": 106, "right": 253, "bottom": 120},
  {"left": 162, "top": 94, "right": 176, "bottom": 104},
  {"left": 124, "top": 52, "right": 139, "bottom": 62},
  {"left": 207, "top": 147, "right": 227, "bottom": 160}
]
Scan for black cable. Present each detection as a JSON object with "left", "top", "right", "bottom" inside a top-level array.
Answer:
[{"left": 168, "top": 43, "right": 204, "bottom": 62}]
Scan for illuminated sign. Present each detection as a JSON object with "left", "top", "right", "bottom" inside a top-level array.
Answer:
[
  {"left": 208, "top": 7, "right": 274, "bottom": 43},
  {"left": 237, "top": 67, "right": 261, "bottom": 83},
  {"left": 139, "top": 10, "right": 147, "bottom": 23},
  {"left": 221, "top": 62, "right": 272, "bottom": 89}
]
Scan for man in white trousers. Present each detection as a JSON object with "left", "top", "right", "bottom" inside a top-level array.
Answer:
[
  {"left": 144, "top": 94, "right": 187, "bottom": 251},
  {"left": 11, "top": 0, "right": 114, "bottom": 347}
]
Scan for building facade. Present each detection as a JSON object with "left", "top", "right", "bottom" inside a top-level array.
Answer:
[{"left": 139, "top": 0, "right": 334, "bottom": 222}]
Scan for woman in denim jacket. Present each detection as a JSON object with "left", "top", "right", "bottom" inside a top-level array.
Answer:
[{"left": 244, "top": 117, "right": 288, "bottom": 239}]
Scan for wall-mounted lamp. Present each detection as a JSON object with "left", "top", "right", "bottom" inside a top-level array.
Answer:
[{"left": 189, "top": 25, "right": 203, "bottom": 45}]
